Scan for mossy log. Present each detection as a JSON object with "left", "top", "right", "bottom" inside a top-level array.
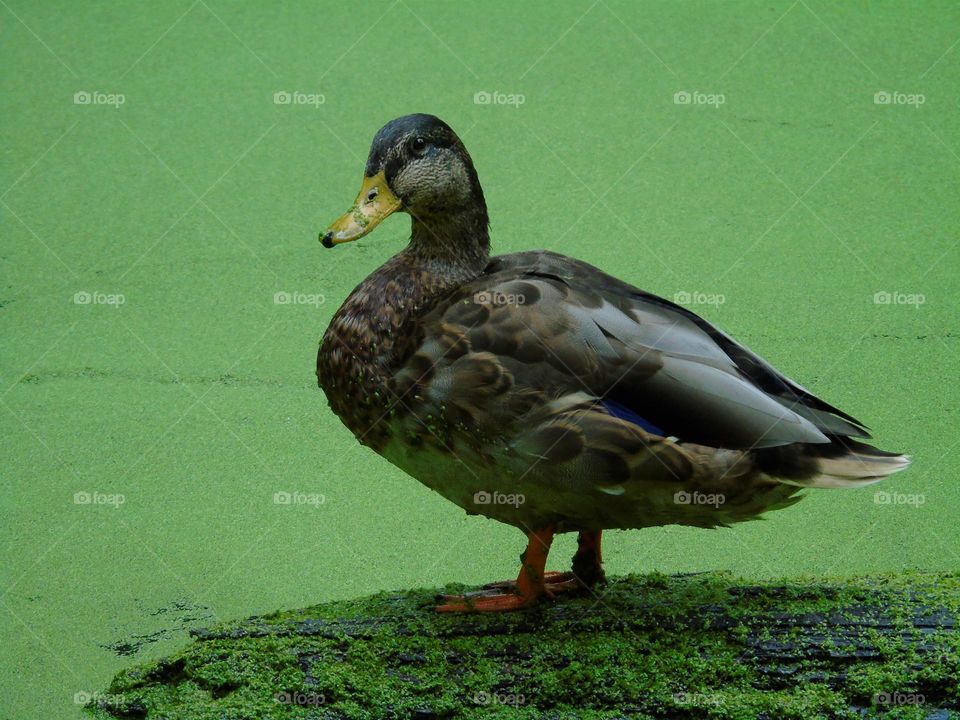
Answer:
[{"left": 88, "top": 572, "right": 960, "bottom": 720}]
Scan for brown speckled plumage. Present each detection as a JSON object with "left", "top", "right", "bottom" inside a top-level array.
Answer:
[{"left": 316, "top": 249, "right": 460, "bottom": 451}]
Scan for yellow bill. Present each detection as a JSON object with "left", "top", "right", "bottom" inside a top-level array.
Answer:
[{"left": 320, "top": 171, "right": 401, "bottom": 247}]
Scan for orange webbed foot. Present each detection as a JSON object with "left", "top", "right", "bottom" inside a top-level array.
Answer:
[
  {"left": 436, "top": 588, "right": 540, "bottom": 612},
  {"left": 480, "top": 570, "right": 587, "bottom": 595},
  {"left": 434, "top": 527, "right": 606, "bottom": 613}
]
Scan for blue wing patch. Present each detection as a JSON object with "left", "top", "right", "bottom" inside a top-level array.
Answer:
[{"left": 600, "top": 399, "right": 666, "bottom": 436}]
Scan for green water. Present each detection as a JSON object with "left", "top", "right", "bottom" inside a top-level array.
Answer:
[{"left": 2, "top": 2, "right": 958, "bottom": 717}]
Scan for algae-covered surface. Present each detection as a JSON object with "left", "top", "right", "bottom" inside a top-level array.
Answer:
[
  {"left": 88, "top": 572, "right": 960, "bottom": 719},
  {"left": 2, "top": 1, "right": 959, "bottom": 719}
]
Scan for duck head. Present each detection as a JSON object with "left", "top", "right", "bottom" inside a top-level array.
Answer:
[{"left": 321, "top": 114, "right": 489, "bottom": 258}]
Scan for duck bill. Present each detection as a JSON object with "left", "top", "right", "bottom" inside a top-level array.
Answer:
[{"left": 320, "top": 171, "right": 401, "bottom": 248}]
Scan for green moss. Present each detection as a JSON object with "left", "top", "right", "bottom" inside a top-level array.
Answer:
[{"left": 87, "top": 572, "right": 960, "bottom": 719}]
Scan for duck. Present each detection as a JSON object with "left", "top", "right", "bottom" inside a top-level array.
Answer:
[{"left": 316, "top": 113, "right": 910, "bottom": 612}]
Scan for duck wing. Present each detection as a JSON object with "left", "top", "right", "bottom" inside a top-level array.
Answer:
[{"left": 400, "top": 250, "right": 867, "bottom": 451}]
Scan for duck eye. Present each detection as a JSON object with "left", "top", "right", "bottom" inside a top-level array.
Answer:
[{"left": 410, "top": 136, "right": 427, "bottom": 155}]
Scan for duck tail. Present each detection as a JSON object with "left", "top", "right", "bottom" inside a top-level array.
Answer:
[
  {"left": 808, "top": 440, "right": 911, "bottom": 488},
  {"left": 758, "top": 438, "right": 911, "bottom": 489}
]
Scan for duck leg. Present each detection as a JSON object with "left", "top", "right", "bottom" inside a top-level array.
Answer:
[
  {"left": 436, "top": 528, "right": 606, "bottom": 612},
  {"left": 571, "top": 529, "right": 605, "bottom": 587},
  {"left": 481, "top": 529, "right": 605, "bottom": 593},
  {"left": 436, "top": 525, "right": 558, "bottom": 612}
]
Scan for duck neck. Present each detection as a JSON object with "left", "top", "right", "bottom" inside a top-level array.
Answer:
[
  {"left": 317, "top": 210, "right": 489, "bottom": 447},
  {"left": 408, "top": 203, "right": 490, "bottom": 276}
]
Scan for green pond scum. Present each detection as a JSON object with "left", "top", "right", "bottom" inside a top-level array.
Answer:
[
  {"left": 87, "top": 572, "right": 960, "bottom": 719},
  {"left": 4, "top": 2, "right": 959, "bottom": 719}
]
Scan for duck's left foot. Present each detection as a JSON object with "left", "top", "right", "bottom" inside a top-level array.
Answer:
[
  {"left": 436, "top": 587, "right": 541, "bottom": 612},
  {"left": 435, "top": 527, "right": 606, "bottom": 613},
  {"left": 479, "top": 570, "right": 587, "bottom": 594},
  {"left": 437, "top": 571, "right": 581, "bottom": 612},
  {"left": 436, "top": 525, "right": 557, "bottom": 613}
]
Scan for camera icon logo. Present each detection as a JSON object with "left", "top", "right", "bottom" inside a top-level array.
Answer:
[
  {"left": 273, "top": 91, "right": 292, "bottom": 105},
  {"left": 473, "top": 91, "right": 492, "bottom": 105},
  {"left": 473, "top": 490, "right": 491, "bottom": 505}
]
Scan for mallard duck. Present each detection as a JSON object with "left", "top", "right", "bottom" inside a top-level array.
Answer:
[{"left": 316, "top": 114, "right": 910, "bottom": 612}]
